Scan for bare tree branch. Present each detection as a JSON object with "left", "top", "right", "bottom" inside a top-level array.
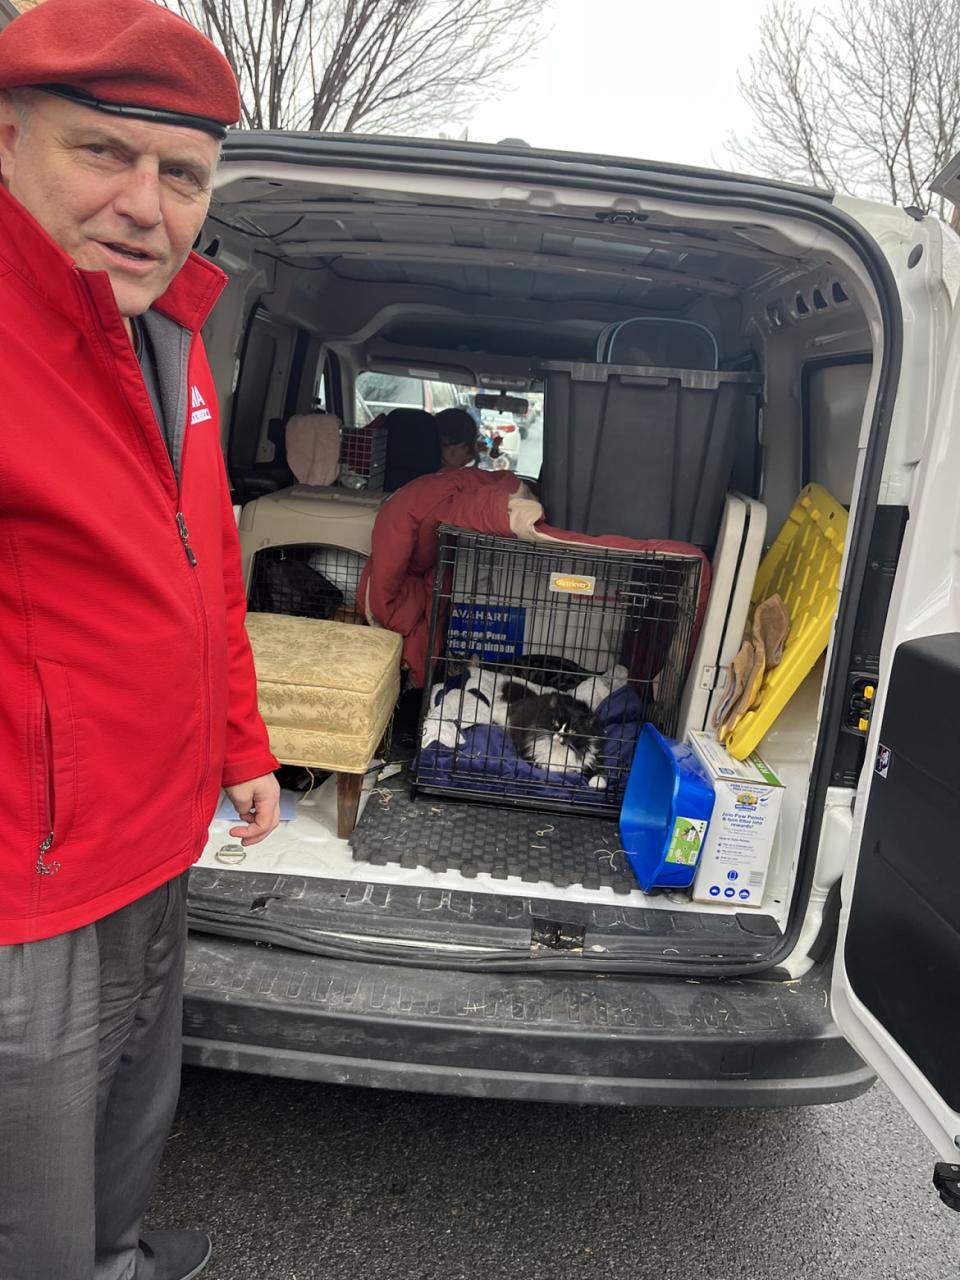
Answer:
[
  {"left": 165, "top": 0, "right": 546, "bottom": 136},
  {"left": 730, "top": 0, "right": 960, "bottom": 213}
]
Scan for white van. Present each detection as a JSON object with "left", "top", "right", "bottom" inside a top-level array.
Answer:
[{"left": 171, "top": 133, "right": 960, "bottom": 1209}]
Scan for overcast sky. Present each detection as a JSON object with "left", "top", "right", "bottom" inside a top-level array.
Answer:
[{"left": 468, "top": 0, "right": 819, "bottom": 170}]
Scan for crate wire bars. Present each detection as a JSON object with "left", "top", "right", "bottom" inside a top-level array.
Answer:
[{"left": 414, "top": 527, "right": 703, "bottom": 816}]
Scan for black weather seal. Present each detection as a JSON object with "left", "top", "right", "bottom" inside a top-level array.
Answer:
[
  {"left": 187, "top": 869, "right": 783, "bottom": 975},
  {"left": 220, "top": 132, "right": 832, "bottom": 201},
  {"left": 186, "top": 911, "right": 781, "bottom": 975}
]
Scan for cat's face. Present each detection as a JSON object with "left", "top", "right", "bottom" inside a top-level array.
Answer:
[
  {"left": 543, "top": 696, "right": 594, "bottom": 745},
  {"left": 509, "top": 691, "right": 602, "bottom": 779},
  {"left": 539, "top": 696, "right": 570, "bottom": 736}
]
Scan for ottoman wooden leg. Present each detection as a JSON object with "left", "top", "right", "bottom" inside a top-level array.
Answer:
[{"left": 336, "top": 772, "right": 364, "bottom": 838}]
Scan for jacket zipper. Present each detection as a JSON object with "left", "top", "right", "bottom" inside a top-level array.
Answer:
[
  {"left": 36, "top": 704, "right": 61, "bottom": 877},
  {"left": 176, "top": 511, "right": 198, "bottom": 565},
  {"left": 172, "top": 354, "right": 212, "bottom": 846}
]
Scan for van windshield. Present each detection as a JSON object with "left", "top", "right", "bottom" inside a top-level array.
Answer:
[{"left": 356, "top": 371, "right": 463, "bottom": 424}]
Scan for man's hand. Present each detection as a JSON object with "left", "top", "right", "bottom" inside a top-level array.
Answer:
[{"left": 225, "top": 773, "right": 281, "bottom": 846}]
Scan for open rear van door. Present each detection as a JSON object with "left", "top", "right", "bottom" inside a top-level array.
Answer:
[{"left": 833, "top": 186, "right": 960, "bottom": 1202}]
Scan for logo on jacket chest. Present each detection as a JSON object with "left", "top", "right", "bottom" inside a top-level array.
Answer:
[{"left": 190, "top": 385, "right": 212, "bottom": 425}]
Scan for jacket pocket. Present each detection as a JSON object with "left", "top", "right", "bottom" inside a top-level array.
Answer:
[{"left": 35, "top": 659, "right": 78, "bottom": 859}]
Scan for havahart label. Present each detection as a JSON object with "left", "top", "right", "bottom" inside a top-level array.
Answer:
[
  {"left": 448, "top": 604, "right": 526, "bottom": 660},
  {"left": 549, "top": 573, "right": 596, "bottom": 596}
]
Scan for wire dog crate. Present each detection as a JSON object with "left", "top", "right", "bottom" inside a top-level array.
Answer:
[
  {"left": 248, "top": 543, "right": 368, "bottom": 625},
  {"left": 340, "top": 420, "right": 387, "bottom": 490},
  {"left": 414, "top": 527, "right": 703, "bottom": 816}
]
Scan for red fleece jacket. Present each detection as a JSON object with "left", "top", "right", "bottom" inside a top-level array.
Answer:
[{"left": 0, "top": 184, "right": 277, "bottom": 943}]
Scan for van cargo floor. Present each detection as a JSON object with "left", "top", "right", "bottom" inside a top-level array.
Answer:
[
  {"left": 351, "top": 780, "right": 639, "bottom": 893},
  {"left": 191, "top": 774, "right": 784, "bottom": 963},
  {"left": 196, "top": 769, "right": 789, "bottom": 933}
]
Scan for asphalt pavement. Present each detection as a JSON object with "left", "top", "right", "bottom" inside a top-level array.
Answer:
[{"left": 147, "top": 1067, "right": 958, "bottom": 1279}]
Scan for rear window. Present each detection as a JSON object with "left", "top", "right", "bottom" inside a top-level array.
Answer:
[
  {"left": 354, "top": 372, "right": 469, "bottom": 425},
  {"left": 356, "top": 372, "right": 425, "bottom": 423}
]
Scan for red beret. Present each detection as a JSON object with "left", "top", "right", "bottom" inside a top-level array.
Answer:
[{"left": 0, "top": 0, "right": 241, "bottom": 138}]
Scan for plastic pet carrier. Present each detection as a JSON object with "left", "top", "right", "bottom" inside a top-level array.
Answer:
[
  {"left": 247, "top": 543, "right": 368, "bottom": 624},
  {"left": 539, "top": 360, "right": 762, "bottom": 547},
  {"left": 414, "top": 527, "right": 703, "bottom": 816}
]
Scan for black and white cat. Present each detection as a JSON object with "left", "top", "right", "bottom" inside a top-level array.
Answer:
[{"left": 505, "top": 689, "right": 606, "bottom": 788}]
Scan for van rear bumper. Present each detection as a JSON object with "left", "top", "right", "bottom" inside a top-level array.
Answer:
[{"left": 182, "top": 934, "right": 873, "bottom": 1106}]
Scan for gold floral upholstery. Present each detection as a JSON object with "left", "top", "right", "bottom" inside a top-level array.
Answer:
[{"left": 245, "top": 613, "right": 402, "bottom": 773}]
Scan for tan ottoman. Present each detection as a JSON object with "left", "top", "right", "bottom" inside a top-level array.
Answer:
[{"left": 245, "top": 613, "right": 402, "bottom": 837}]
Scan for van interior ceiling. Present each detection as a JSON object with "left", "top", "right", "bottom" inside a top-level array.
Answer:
[{"left": 192, "top": 159, "right": 883, "bottom": 974}]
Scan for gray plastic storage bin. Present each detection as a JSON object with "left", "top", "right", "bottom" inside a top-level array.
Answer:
[
  {"left": 539, "top": 361, "right": 762, "bottom": 547},
  {"left": 597, "top": 318, "right": 719, "bottom": 370}
]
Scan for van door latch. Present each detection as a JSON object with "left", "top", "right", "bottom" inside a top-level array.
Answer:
[
  {"left": 531, "top": 918, "right": 585, "bottom": 954},
  {"left": 841, "top": 672, "right": 876, "bottom": 735}
]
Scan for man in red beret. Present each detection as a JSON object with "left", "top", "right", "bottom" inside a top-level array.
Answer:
[{"left": 0, "top": 1, "right": 281, "bottom": 1277}]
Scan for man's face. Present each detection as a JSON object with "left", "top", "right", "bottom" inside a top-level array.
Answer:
[{"left": 0, "top": 91, "right": 218, "bottom": 318}]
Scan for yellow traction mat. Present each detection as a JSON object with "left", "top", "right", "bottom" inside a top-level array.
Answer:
[{"left": 726, "top": 483, "right": 848, "bottom": 760}]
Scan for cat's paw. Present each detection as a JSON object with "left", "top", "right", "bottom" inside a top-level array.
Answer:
[{"left": 587, "top": 775, "right": 607, "bottom": 790}]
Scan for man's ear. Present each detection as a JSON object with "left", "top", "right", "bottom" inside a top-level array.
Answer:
[{"left": 0, "top": 91, "right": 25, "bottom": 185}]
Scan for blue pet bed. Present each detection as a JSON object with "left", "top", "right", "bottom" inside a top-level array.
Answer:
[{"left": 417, "top": 681, "right": 644, "bottom": 806}]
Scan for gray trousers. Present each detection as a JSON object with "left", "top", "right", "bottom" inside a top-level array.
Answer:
[{"left": 0, "top": 874, "right": 188, "bottom": 1280}]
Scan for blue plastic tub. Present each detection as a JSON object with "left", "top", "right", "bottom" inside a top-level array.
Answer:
[{"left": 620, "top": 724, "right": 716, "bottom": 892}]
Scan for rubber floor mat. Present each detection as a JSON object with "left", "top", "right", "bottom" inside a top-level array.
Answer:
[{"left": 350, "top": 781, "right": 640, "bottom": 894}]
